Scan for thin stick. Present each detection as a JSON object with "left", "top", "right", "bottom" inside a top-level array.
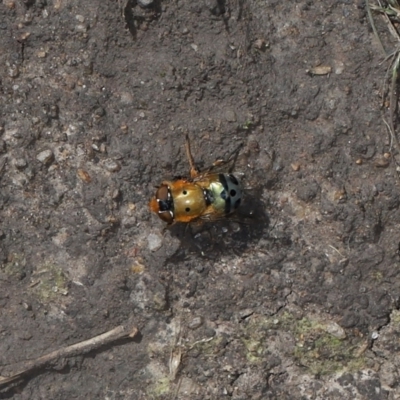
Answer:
[
  {"left": 0, "top": 324, "right": 138, "bottom": 388},
  {"left": 366, "top": 0, "right": 386, "bottom": 55},
  {"left": 389, "top": 50, "right": 400, "bottom": 146}
]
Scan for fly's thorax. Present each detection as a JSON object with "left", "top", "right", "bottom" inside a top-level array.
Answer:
[{"left": 170, "top": 182, "right": 208, "bottom": 220}]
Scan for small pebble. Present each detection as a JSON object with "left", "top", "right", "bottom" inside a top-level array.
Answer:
[
  {"left": 36, "top": 149, "right": 54, "bottom": 165},
  {"left": 147, "top": 233, "right": 163, "bottom": 251},
  {"left": 75, "top": 24, "right": 87, "bottom": 33},
  {"left": 14, "top": 158, "right": 27, "bottom": 169},
  {"left": 225, "top": 110, "right": 237, "bottom": 122},
  {"left": 253, "top": 38, "right": 267, "bottom": 50},
  {"left": 8, "top": 65, "right": 19, "bottom": 78},
  {"left": 112, "top": 189, "right": 120, "bottom": 199},
  {"left": 137, "top": 0, "right": 153, "bottom": 6},
  {"left": 188, "top": 316, "right": 203, "bottom": 330},
  {"left": 333, "top": 188, "right": 347, "bottom": 202},
  {"left": 308, "top": 65, "right": 332, "bottom": 76},
  {"left": 77, "top": 169, "right": 91, "bottom": 183},
  {"left": 371, "top": 331, "right": 379, "bottom": 340},
  {"left": 374, "top": 157, "right": 390, "bottom": 168},
  {"left": 291, "top": 162, "right": 300, "bottom": 171},
  {"left": 324, "top": 321, "right": 346, "bottom": 339},
  {"left": 19, "top": 32, "right": 31, "bottom": 41},
  {"left": 120, "top": 92, "right": 134, "bottom": 105},
  {"left": 5, "top": 1, "right": 15, "bottom": 10},
  {"left": 103, "top": 159, "right": 121, "bottom": 172}
]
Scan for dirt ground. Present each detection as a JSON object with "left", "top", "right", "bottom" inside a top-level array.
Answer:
[{"left": 1, "top": 0, "right": 400, "bottom": 399}]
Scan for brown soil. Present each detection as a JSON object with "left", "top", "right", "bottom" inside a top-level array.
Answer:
[{"left": 1, "top": 1, "right": 399, "bottom": 399}]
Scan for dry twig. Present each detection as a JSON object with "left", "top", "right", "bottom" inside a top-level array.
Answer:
[{"left": 0, "top": 324, "right": 138, "bottom": 389}]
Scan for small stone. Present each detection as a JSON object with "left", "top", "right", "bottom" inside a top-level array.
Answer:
[
  {"left": 4, "top": 1, "right": 15, "bottom": 10},
  {"left": 225, "top": 110, "right": 237, "bottom": 122},
  {"left": 122, "top": 216, "right": 136, "bottom": 228},
  {"left": 323, "top": 321, "right": 346, "bottom": 339},
  {"left": 8, "top": 65, "right": 19, "bottom": 78},
  {"left": 147, "top": 233, "right": 163, "bottom": 251},
  {"left": 94, "top": 107, "right": 105, "bottom": 118},
  {"left": 374, "top": 157, "right": 390, "bottom": 168},
  {"left": 296, "top": 181, "right": 320, "bottom": 202},
  {"left": 152, "top": 284, "right": 167, "bottom": 311},
  {"left": 120, "top": 92, "right": 134, "bottom": 105},
  {"left": 36, "top": 149, "right": 54, "bottom": 165},
  {"left": 75, "top": 14, "right": 85, "bottom": 23},
  {"left": 188, "top": 316, "right": 203, "bottom": 330},
  {"left": 19, "top": 32, "right": 31, "bottom": 41},
  {"left": 103, "top": 159, "right": 121, "bottom": 172},
  {"left": 335, "top": 62, "right": 345, "bottom": 75},
  {"left": 75, "top": 24, "right": 87, "bottom": 33},
  {"left": 77, "top": 169, "right": 91, "bottom": 183},
  {"left": 253, "top": 38, "right": 267, "bottom": 50},
  {"left": 137, "top": 0, "right": 153, "bottom": 6},
  {"left": 14, "top": 158, "right": 27, "bottom": 169},
  {"left": 112, "top": 189, "right": 120, "bottom": 199},
  {"left": 371, "top": 331, "right": 379, "bottom": 340},
  {"left": 291, "top": 162, "right": 300, "bottom": 171},
  {"left": 307, "top": 65, "right": 332, "bottom": 76}
]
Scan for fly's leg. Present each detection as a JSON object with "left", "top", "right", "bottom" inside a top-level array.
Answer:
[
  {"left": 185, "top": 134, "right": 199, "bottom": 178},
  {"left": 186, "top": 134, "right": 243, "bottom": 175},
  {"left": 204, "top": 142, "right": 243, "bottom": 174}
]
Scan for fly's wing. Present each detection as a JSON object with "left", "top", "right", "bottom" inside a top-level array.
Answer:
[
  {"left": 198, "top": 143, "right": 243, "bottom": 176},
  {"left": 198, "top": 207, "right": 226, "bottom": 221},
  {"left": 189, "top": 143, "right": 244, "bottom": 178}
]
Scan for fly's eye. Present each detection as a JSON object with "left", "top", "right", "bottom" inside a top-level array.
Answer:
[
  {"left": 156, "top": 185, "right": 169, "bottom": 201},
  {"left": 159, "top": 211, "right": 174, "bottom": 224}
]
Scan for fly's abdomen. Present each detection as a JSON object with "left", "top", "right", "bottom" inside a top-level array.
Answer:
[{"left": 208, "top": 174, "right": 242, "bottom": 215}]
